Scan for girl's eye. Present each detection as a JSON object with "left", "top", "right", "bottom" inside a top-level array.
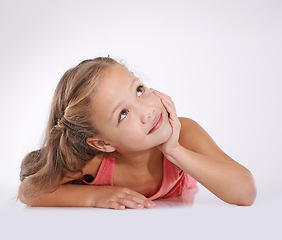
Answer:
[
  {"left": 118, "top": 85, "right": 144, "bottom": 123},
  {"left": 119, "top": 109, "right": 129, "bottom": 122},
  {"left": 137, "top": 85, "right": 145, "bottom": 97}
]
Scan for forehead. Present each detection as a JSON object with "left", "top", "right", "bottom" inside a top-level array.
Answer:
[
  {"left": 99, "top": 65, "right": 134, "bottom": 94},
  {"left": 104, "top": 65, "right": 133, "bottom": 86},
  {"left": 92, "top": 66, "right": 135, "bottom": 108}
]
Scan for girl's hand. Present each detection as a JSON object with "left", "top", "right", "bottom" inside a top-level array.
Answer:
[
  {"left": 91, "top": 186, "right": 155, "bottom": 210},
  {"left": 151, "top": 89, "right": 181, "bottom": 159}
]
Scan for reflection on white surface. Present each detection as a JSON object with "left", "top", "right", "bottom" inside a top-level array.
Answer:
[{"left": 154, "top": 186, "right": 198, "bottom": 208}]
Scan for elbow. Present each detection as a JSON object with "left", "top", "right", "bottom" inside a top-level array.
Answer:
[
  {"left": 241, "top": 184, "right": 257, "bottom": 206},
  {"left": 236, "top": 172, "right": 257, "bottom": 206},
  {"left": 238, "top": 187, "right": 257, "bottom": 206},
  {"left": 224, "top": 170, "right": 257, "bottom": 206},
  {"left": 227, "top": 184, "right": 257, "bottom": 206}
]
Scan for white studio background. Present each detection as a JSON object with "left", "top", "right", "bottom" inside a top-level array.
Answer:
[{"left": 0, "top": 0, "right": 281, "bottom": 239}]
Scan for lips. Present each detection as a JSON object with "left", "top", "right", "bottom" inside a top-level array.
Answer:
[{"left": 148, "top": 113, "right": 163, "bottom": 134}]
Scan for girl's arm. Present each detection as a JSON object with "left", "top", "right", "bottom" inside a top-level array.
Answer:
[
  {"left": 175, "top": 118, "right": 256, "bottom": 205},
  {"left": 19, "top": 180, "right": 155, "bottom": 210},
  {"left": 152, "top": 89, "right": 257, "bottom": 206}
]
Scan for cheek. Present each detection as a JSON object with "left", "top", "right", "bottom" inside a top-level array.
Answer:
[
  {"left": 116, "top": 122, "right": 143, "bottom": 142},
  {"left": 146, "top": 92, "right": 164, "bottom": 110},
  {"left": 126, "top": 124, "right": 144, "bottom": 141}
]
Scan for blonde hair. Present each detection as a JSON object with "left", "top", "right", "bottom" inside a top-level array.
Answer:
[{"left": 19, "top": 57, "right": 121, "bottom": 200}]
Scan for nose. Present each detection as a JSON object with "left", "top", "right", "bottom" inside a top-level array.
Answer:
[{"left": 140, "top": 104, "right": 155, "bottom": 124}]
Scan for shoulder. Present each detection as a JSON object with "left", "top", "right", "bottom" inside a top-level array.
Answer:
[
  {"left": 178, "top": 117, "right": 231, "bottom": 160},
  {"left": 178, "top": 117, "right": 206, "bottom": 151},
  {"left": 82, "top": 154, "right": 104, "bottom": 176},
  {"left": 62, "top": 154, "right": 104, "bottom": 184},
  {"left": 179, "top": 117, "right": 205, "bottom": 145},
  {"left": 179, "top": 117, "right": 200, "bottom": 133}
]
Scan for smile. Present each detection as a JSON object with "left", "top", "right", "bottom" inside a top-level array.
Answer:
[{"left": 148, "top": 113, "right": 163, "bottom": 134}]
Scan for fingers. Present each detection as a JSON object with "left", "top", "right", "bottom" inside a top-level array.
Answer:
[
  {"left": 124, "top": 192, "right": 155, "bottom": 209},
  {"left": 110, "top": 198, "right": 154, "bottom": 210},
  {"left": 114, "top": 197, "right": 144, "bottom": 210},
  {"left": 102, "top": 187, "right": 155, "bottom": 210},
  {"left": 118, "top": 190, "right": 155, "bottom": 209},
  {"left": 150, "top": 88, "right": 178, "bottom": 122},
  {"left": 108, "top": 201, "right": 126, "bottom": 210},
  {"left": 150, "top": 88, "right": 172, "bottom": 102},
  {"left": 162, "top": 98, "right": 178, "bottom": 122}
]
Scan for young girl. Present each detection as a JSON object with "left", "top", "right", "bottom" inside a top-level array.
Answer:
[{"left": 18, "top": 57, "right": 256, "bottom": 210}]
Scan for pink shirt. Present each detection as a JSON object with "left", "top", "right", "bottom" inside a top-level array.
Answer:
[{"left": 83, "top": 154, "right": 197, "bottom": 200}]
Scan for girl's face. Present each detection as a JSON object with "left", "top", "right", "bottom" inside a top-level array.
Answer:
[{"left": 91, "top": 66, "right": 172, "bottom": 154}]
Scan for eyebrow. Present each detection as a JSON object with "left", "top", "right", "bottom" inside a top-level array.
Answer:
[{"left": 111, "top": 78, "right": 139, "bottom": 118}]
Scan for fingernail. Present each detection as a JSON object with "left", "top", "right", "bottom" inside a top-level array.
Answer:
[{"left": 146, "top": 202, "right": 154, "bottom": 208}]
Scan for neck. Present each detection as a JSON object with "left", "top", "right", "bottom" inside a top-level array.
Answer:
[{"left": 114, "top": 147, "right": 163, "bottom": 169}]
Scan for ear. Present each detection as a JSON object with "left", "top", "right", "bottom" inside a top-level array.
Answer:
[{"left": 86, "top": 138, "right": 116, "bottom": 153}]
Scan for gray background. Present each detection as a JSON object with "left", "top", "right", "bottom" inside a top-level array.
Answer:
[{"left": 1, "top": 0, "right": 281, "bottom": 239}]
